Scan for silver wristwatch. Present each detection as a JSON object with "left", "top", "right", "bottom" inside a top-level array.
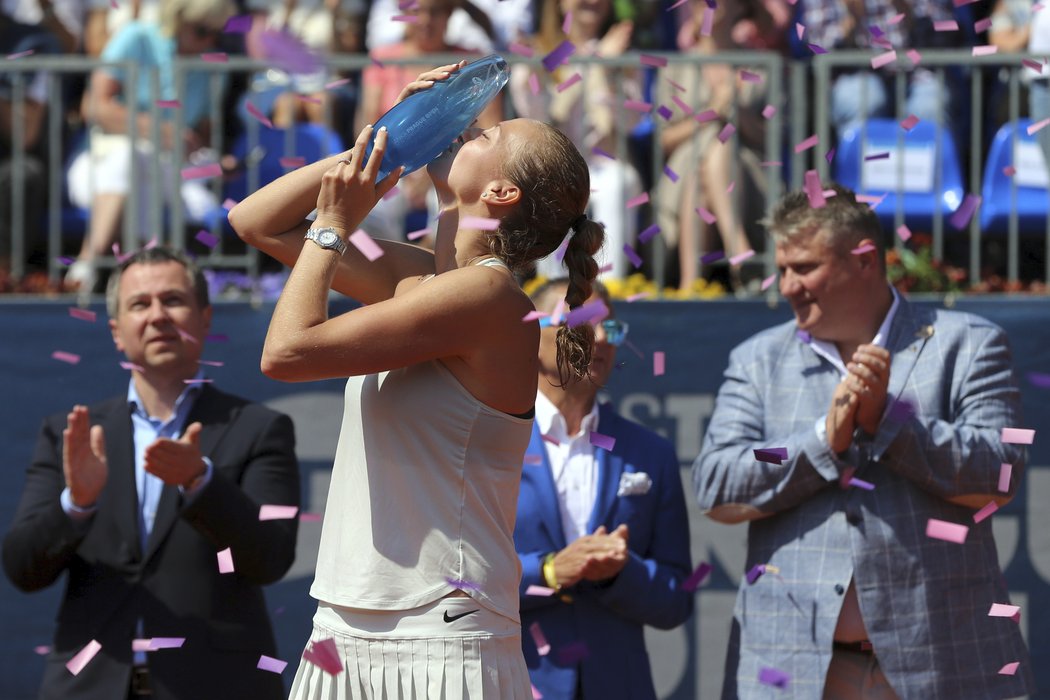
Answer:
[{"left": 304, "top": 227, "right": 347, "bottom": 255}]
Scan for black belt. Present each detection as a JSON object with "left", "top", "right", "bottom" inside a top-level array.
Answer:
[
  {"left": 833, "top": 640, "right": 874, "bottom": 655},
  {"left": 129, "top": 665, "right": 152, "bottom": 697}
]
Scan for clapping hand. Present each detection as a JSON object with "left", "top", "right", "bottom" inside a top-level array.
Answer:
[{"left": 63, "top": 406, "right": 108, "bottom": 508}]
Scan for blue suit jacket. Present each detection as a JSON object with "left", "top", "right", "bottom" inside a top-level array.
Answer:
[
  {"left": 693, "top": 297, "right": 1034, "bottom": 699},
  {"left": 514, "top": 402, "right": 693, "bottom": 700}
]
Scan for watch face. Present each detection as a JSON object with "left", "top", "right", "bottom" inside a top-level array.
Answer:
[{"left": 319, "top": 230, "right": 338, "bottom": 246}]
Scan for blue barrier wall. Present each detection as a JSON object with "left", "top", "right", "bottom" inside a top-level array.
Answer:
[{"left": 1, "top": 297, "right": 1048, "bottom": 699}]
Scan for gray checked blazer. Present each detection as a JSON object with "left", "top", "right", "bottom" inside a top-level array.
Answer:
[{"left": 692, "top": 296, "right": 1034, "bottom": 700}]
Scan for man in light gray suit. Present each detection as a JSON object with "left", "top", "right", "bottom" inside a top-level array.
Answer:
[{"left": 693, "top": 184, "right": 1034, "bottom": 700}]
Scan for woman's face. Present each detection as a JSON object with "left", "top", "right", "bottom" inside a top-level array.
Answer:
[
  {"left": 410, "top": 0, "right": 454, "bottom": 52},
  {"left": 443, "top": 118, "right": 539, "bottom": 203},
  {"left": 560, "top": 0, "right": 611, "bottom": 36},
  {"left": 176, "top": 19, "right": 222, "bottom": 55}
]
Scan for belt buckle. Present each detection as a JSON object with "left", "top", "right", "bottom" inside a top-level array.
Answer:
[{"left": 130, "top": 666, "right": 152, "bottom": 696}]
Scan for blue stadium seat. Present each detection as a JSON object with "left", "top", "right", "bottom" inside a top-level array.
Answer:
[
  {"left": 834, "top": 117, "right": 965, "bottom": 232},
  {"left": 979, "top": 118, "right": 1050, "bottom": 235}
]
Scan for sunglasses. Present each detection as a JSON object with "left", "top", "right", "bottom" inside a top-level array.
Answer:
[{"left": 597, "top": 319, "right": 629, "bottom": 346}]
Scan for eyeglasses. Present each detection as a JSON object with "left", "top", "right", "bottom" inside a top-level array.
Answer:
[{"left": 597, "top": 319, "right": 628, "bottom": 346}]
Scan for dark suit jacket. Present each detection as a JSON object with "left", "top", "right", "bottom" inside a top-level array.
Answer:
[
  {"left": 2, "top": 385, "right": 300, "bottom": 700},
  {"left": 514, "top": 402, "right": 693, "bottom": 700}
]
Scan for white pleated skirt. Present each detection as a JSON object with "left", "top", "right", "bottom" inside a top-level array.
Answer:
[{"left": 288, "top": 597, "right": 533, "bottom": 700}]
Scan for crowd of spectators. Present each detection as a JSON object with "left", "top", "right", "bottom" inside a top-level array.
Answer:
[{"left": 0, "top": 0, "right": 1047, "bottom": 297}]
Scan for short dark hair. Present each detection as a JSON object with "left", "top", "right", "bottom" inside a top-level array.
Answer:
[
  {"left": 766, "top": 182, "right": 887, "bottom": 271},
  {"left": 105, "top": 247, "right": 210, "bottom": 318}
]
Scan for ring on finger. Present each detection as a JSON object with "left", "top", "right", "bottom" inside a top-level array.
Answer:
[{"left": 338, "top": 158, "right": 352, "bottom": 166}]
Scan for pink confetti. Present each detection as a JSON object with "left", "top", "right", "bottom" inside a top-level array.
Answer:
[
  {"left": 176, "top": 327, "right": 200, "bottom": 345},
  {"left": 717, "top": 123, "right": 737, "bottom": 143},
  {"left": 68, "top": 307, "right": 96, "bottom": 322},
  {"left": 562, "top": 10, "right": 572, "bottom": 34},
  {"left": 529, "top": 622, "right": 551, "bottom": 656},
  {"left": 729, "top": 250, "right": 755, "bottom": 266},
  {"left": 696, "top": 109, "right": 720, "bottom": 123},
  {"left": 795, "top": 134, "right": 819, "bottom": 153},
  {"left": 760, "top": 274, "right": 777, "bottom": 291},
  {"left": 989, "top": 603, "right": 1020, "bottom": 617},
  {"left": 257, "top": 655, "right": 288, "bottom": 674},
  {"left": 623, "top": 99, "right": 652, "bottom": 113},
  {"left": 302, "top": 638, "right": 343, "bottom": 675},
  {"left": 998, "top": 463, "right": 1013, "bottom": 493},
  {"left": 565, "top": 299, "right": 609, "bottom": 328},
  {"left": 926, "top": 518, "right": 968, "bottom": 543},
  {"left": 508, "top": 42, "right": 533, "bottom": 58},
  {"left": 460, "top": 216, "right": 501, "bottom": 231},
  {"left": 682, "top": 562, "right": 712, "bottom": 592},
  {"left": 623, "top": 244, "right": 643, "bottom": 269},
  {"left": 324, "top": 78, "right": 350, "bottom": 90},
  {"left": 198, "top": 360, "right": 224, "bottom": 366},
  {"left": 259, "top": 505, "right": 299, "bottom": 520},
  {"left": 739, "top": 70, "right": 763, "bottom": 84},
  {"left": 299, "top": 512, "right": 322, "bottom": 522},
  {"left": 973, "top": 501, "right": 999, "bottom": 523},
  {"left": 626, "top": 292, "right": 651, "bottom": 302},
  {"left": 974, "top": 17, "right": 992, "bottom": 32},
  {"left": 696, "top": 206, "right": 717, "bottom": 225},
  {"left": 182, "top": 378, "right": 212, "bottom": 385},
  {"left": 851, "top": 243, "right": 876, "bottom": 255},
  {"left": 33, "top": 645, "right": 50, "bottom": 655},
  {"left": 888, "top": 12, "right": 906, "bottom": 24},
  {"left": 900, "top": 114, "right": 920, "bottom": 132},
  {"left": 407, "top": 228, "right": 430, "bottom": 241},
  {"left": 1001, "top": 428, "right": 1034, "bottom": 444},
  {"left": 897, "top": 225, "right": 912, "bottom": 242},
  {"left": 181, "top": 163, "right": 223, "bottom": 181},
  {"left": 391, "top": 14, "right": 418, "bottom": 23},
  {"left": 120, "top": 361, "right": 144, "bottom": 372},
  {"left": 217, "top": 547, "right": 234, "bottom": 574},
  {"left": 762, "top": 104, "right": 777, "bottom": 120},
  {"left": 201, "top": 52, "right": 228, "bottom": 63},
  {"left": 870, "top": 50, "right": 897, "bottom": 69},
  {"left": 525, "top": 584, "right": 555, "bottom": 596},
  {"left": 148, "top": 638, "right": 185, "bottom": 650},
  {"left": 1003, "top": 165, "right": 1017, "bottom": 177},
  {"left": 1022, "top": 58, "right": 1046, "bottom": 74},
  {"left": 1027, "top": 118, "right": 1050, "bottom": 136},
  {"left": 132, "top": 639, "right": 152, "bottom": 652},
  {"left": 700, "top": 5, "right": 714, "bottom": 36},
  {"left": 66, "top": 640, "right": 101, "bottom": 676},
  {"left": 639, "top": 54, "right": 667, "bottom": 67},
  {"left": 626, "top": 193, "right": 649, "bottom": 209},
  {"left": 934, "top": 19, "right": 959, "bottom": 31},
  {"left": 6, "top": 50, "right": 34, "bottom": 60},
  {"left": 51, "top": 351, "right": 80, "bottom": 365},
  {"left": 556, "top": 73, "right": 582, "bottom": 92},
  {"left": 795, "top": 22, "right": 805, "bottom": 40},
  {"left": 349, "top": 229, "right": 384, "bottom": 261},
  {"left": 528, "top": 72, "right": 540, "bottom": 96},
  {"left": 999, "top": 662, "right": 1020, "bottom": 676},
  {"left": 653, "top": 351, "right": 665, "bottom": 376},
  {"left": 222, "top": 198, "right": 238, "bottom": 209},
  {"left": 279, "top": 156, "right": 306, "bottom": 169},
  {"left": 245, "top": 101, "right": 274, "bottom": 129},
  {"left": 589, "top": 432, "right": 616, "bottom": 451},
  {"left": 155, "top": 99, "right": 181, "bottom": 109},
  {"left": 906, "top": 49, "right": 922, "bottom": 66},
  {"left": 972, "top": 45, "right": 998, "bottom": 57},
  {"left": 522, "top": 310, "right": 549, "bottom": 322}
]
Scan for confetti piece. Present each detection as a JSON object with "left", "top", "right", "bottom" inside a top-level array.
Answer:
[
  {"left": 973, "top": 501, "right": 999, "bottom": 523},
  {"left": 897, "top": 225, "right": 912, "bottom": 241},
  {"left": 279, "top": 156, "right": 307, "bottom": 169},
  {"left": 201, "top": 52, "right": 228, "bottom": 63},
  {"left": 804, "top": 170, "right": 826, "bottom": 208},
  {"left": 391, "top": 14, "right": 418, "bottom": 23},
  {"left": 864, "top": 152, "right": 890, "bottom": 161},
  {"left": 155, "top": 99, "right": 181, "bottom": 109},
  {"left": 302, "top": 638, "right": 343, "bottom": 675},
  {"left": 729, "top": 250, "right": 755, "bottom": 266},
  {"left": 522, "top": 310, "right": 549, "bottom": 322},
  {"left": 34, "top": 645, "right": 50, "bottom": 655},
  {"left": 183, "top": 378, "right": 213, "bottom": 384},
  {"left": 1022, "top": 58, "right": 1047, "bottom": 74},
  {"left": 758, "top": 666, "right": 790, "bottom": 689},
  {"left": 445, "top": 577, "right": 481, "bottom": 591},
  {"left": 542, "top": 40, "right": 575, "bottom": 72},
  {"left": 198, "top": 360, "right": 223, "bottom": 367},
  {"left": 626, "top": 193, "right": 650, "bottom": 209},
  {"left": 746, "top": 564, "right": 766, "bottom": 584},
  {"left": 529, "top": 622, "right": 551, "bottom": 656},
  {"left": 508, "top": 42, "right": 533, "bottom": 58},
  {"left": 754, "top": 447, "right": 788, "bottom": 464},
  {"left": 556, "top": 73, "right": 582, "bottom": 92},
  {"left": 926, "top": 518, "right": 968, "bottom": 543},
  {"left": 639, "top": 54, "right": 667, "bottom": 67},
  {"left": 974, "top": 17, "right": 992, "bottom": 32},
  {"left": 181, "top": 163, "right": 223, "bottom": 181},
  {"left": 132, "top": 639, "right": 152, "bottom": 652},
  {"left": 700, "top": 251, "right": 724, "bottom": 264},
  {"left": 653, "top": 351, "right": 665, "bottom": 376},
  {"left": 682, "top": 562, "right": 712, "bottom": 592},
  {"left": 524, "top": 454, "right": 543, "bottom": 465},
  {"left": 663, "top": 165, "right": 679, "bottom": 182},
  {"left": 795, "top": 22, "right": 805, "bottom": 40},
  {"left": 206, "top": 333, "right": 228, "bottom": 343},
  {"left": 1027, "top": 118, "right": 1050, "bottom": 136},
  {"left": 739, "top": 70, "right": 763, "bottom": 84},
  {"left": 348, "top": 230, "right": 383, "bottom": 262},
  {"left": 66, "top": 640, "right": 101, "bottom": 676},
  {"left": 222, "top": 198, "right": 238, "bottom": 209},
  {"left": 999, "top": 662, "right": 1020, "bottom": 676},
  {"left": 638, "top": 224, "right": 660, "bottom": 244},
  {"left": 808, "top": 43, "right": 828, "bottom": 55},
  {"left": 223, "top": 15, "right": 252, "bottom": 33},
  {"left": 257, "top": 655, "right": 287, "bottom": 674},
  {"left": 656, "top": 105, "right": 673, "bottom": 121},
  {"left": 58, "top": 256, "right": 75, "bottom": 265},
  {"left": 407, "top": 228, "right": 430, "bottom": 241},
  {"left": 717, "top": 123, "right": 737, "bottom": 143},
  {"left": 906, "top": 48, "right": 923, "bottom": 66},
  {"left": 762, "top": 104, "right": 777, "bottom": 119},
  {"left": 589, "top": 432, "right": 616, "bottom": 451},
  {"left": 120, "top": 361, "right": 144, "bottom": 372},
  {"left": 998, "top": 463, "right": 1012, "bottom": 493},
  {"left": 148, "top": 638, "right": 185, "bottom": 650},
  {"left": 623, "top": 99, "right": 652, "bottom": 113},
  {"left": 6, "top": 50, "right": 34, "bottom": 60},
  {"left": 525, "top": 584, "right": 555, "bottom": 596},
  {"left": 527, "top": 72, "right": 541, "bottom": 96},
  {"left": 555, "top": 641, "right": 589, "bottom": 665},
  {"left": 68, "top": 307, "right": 96, "bottom": 322},
  {"left": 1001, "top": 428, "right": 1034, "bottom": 444},
  {"left": 972, "top": 45, "right": 998, "bottom": 57},
  {"left": 259, "top": 505, "right": 299, "bottom": 520},
  {"left": 532, "top": 683, "right": 544, "bottom": 700},
  {"left": 949, "top": 194, "right": 980, "bottom": 230},
  {"left": 245, "top": 101, "right": 274, "bottom": 129},
  {"left": 671, "top": 96, "right": 694, "bottom": 115},
  {"left": 989, "top": 603, "right": 1020, "bottom": 617},
  {"left": 760, "top": 274, "right": 777, "bottom": 291},
  {"left": 699, "top": 4, "right": 714, "bottom": 36},
  {"left": 259, "top": 29, "right": 321, "bottom": 75},
  {"left": 847, "top": 477, "right": 875, "bottom": 491},
  {"left": 1002, "top": 164, "right": 1017, "bottom": 177},
  {"left": 1026, "top": 371, "right": 1050, "bottom": 388},
  {"left": 900, "top": 114, "right": 920, "bottom": 132},
  {"left": 623, "top": 245, "right": 643, "bottom": 268},
  {"left": 52, "top": 351, "right": 80, "bottom": 365},
  {"left": 870, "top": 50, "right": 897, "bottom": 69},
  {"left": 300, "top": 512, "right": 322, "bottom": 522},
  {"left": 195, "top": 230, "right": 218, "bottom": 249},
  {"left": 695, "top": 207, "right": 717, "bottom": 225},
  {"left": 625, "top": 291, "right": 651, "bottom": 303},
  {"left": 934, "top": 19, "right": 959, "bottom": 31},
  {"left": 217, "top": 547, "right": 234, "bottom": 573},
  {"left": 851, "top": 243, "right": 876, "bottom": 255},
  {"left": 565, "top": 299, "right": 608, "bottom": 327}
]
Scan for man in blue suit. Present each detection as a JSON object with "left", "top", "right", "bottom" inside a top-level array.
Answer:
[
  {"left": 514, "top": 278, "right": 693, "bottom": 700},
  {"left": 694, "top": 184, "right": 1033, "bottom": 699}
]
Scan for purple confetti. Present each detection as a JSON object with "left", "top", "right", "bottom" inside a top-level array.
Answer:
[
  {"left": 796, "top": 330, "right": 812, "bottom": 343},
  {"left": 623, "top": 244, "right": 643, "bottom": 269},
  {"left": 825, "top": 147, "right": 837, "bottom": 164},
  {"left": 565, "top": 299, "right": 609, "bottom": 327},
  {"left": 695, "top": 109, "right": 720, "bottom": 123},
  {"left": 589, "top": 431, "right": 616, "bottom": 451},
  {"left": 758, "top": 666, "right": 790, "bottom": 688},
  {"left": 206, "top": 333, "right": 229, "bottom": 343},
  {"left": 682, "top": 562, "right": 713, "bottom": 592},
  {"left": 663, "top": 165, "right": 679, "bottom": 182},
  {"left": 848, "top": 477, "right": 875, "bottom": 491},
  {"left": 555, "top": 641, "right": 589, "bottom": 665},
  {"left": 746, "top": 564, "right": 766, "bottom": 584},
  {"left": 949, "top": 194, "right": 981, "bottom": 230},
  {"left": 445, "top": 577, "right": 482, "bottom": 591},
  {"left": 223, "top": 15, "right": 252, "bottom": 33},
  {"left": 195, "top": 230, "right": 218, "bottom": 249},
  {"left": 591, "top": 147, "right": 615, "bottom": 160},
  {"left": 717, "top": 123, "right": 737, "bottom": 143},
  {"left": 1026, "top": 372, "right": 1050, "bottom": 389},
  {"left": 754, "top": 447, "right": 788, "bottom": 464},
  {"left": 542, "top": 40, "right": 575, "bottom": 72},
  {"left": 259, "top": 29, "right": 321, "bottom": 76},
  {"left": 864, "top": 152, "right": 891, "bottom": 161},
  {"left": 700, "top": 251, "right": 724, "bottom": 264},
  {"left": 256, "top": 655, "right": 287, "bottom": 674},
  {"left": 638, "top": 224, "right": 661, "bottom": 244},
  {"left": 809, "top": 43, "right": 828, "bottom": 55},
  {"left": 656, "top": 105, "right": 673, "bottom": 121},
  {"left": 887, "top": 397, "right": 916, "bottom": 422}
]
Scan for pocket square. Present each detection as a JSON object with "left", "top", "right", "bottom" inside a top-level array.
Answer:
[{"left": 617, "top": 471, "right": 652, "bottom": 497}]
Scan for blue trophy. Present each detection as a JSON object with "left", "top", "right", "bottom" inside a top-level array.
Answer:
[{"left": 364, "top": 54, "right": 510, "bottom": 181}]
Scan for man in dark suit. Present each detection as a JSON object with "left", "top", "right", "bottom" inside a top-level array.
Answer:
[
  {"left": 513, "top": 278, "right": 693, "bottom": 700},
  {"left": 2, "top": 247, "right": 300, "bottom": 699}
]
